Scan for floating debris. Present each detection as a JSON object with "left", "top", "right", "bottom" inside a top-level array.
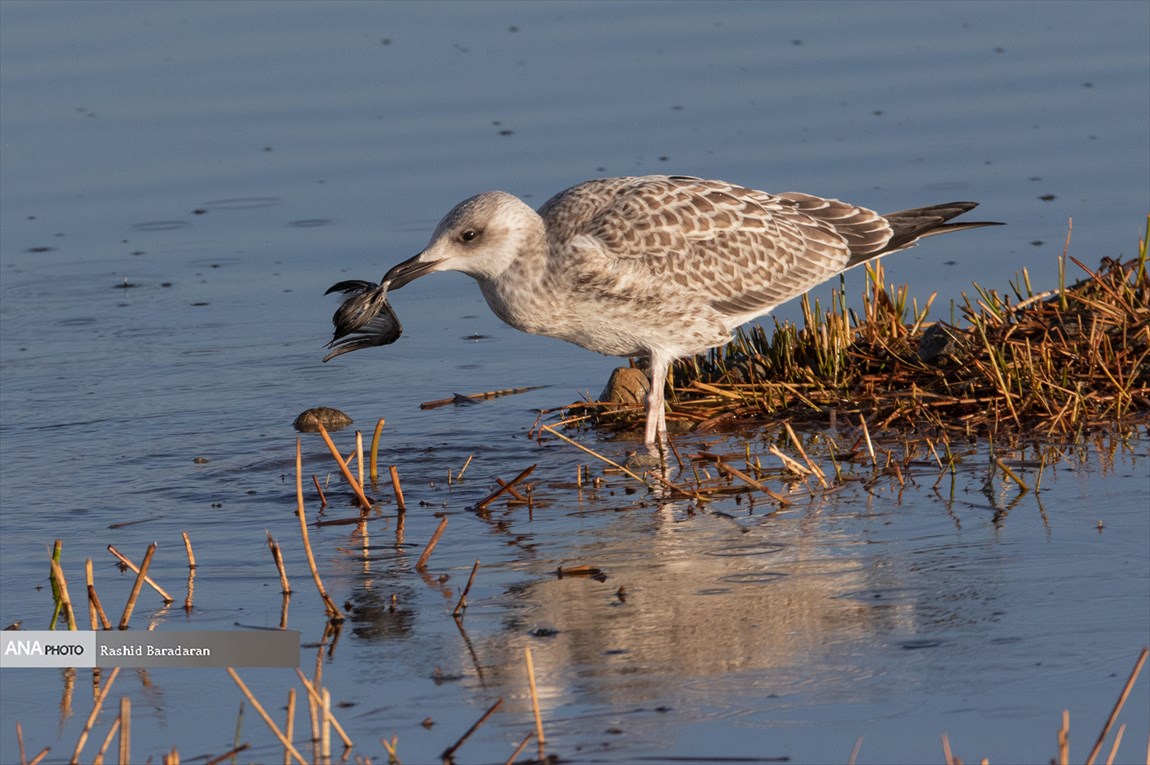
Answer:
[{"left": 420, "top": 385, "right": 549, "bottom": 410}]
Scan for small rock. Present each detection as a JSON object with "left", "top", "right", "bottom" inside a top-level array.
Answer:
[
  {"left": 917, "top": 323, "right": 971, "bottom": 364},
  {"left": 293, "top": 407, "right": 353, "bottom": 432},
  {"left": 600, "top": 367, "right": 649, "bottom": 405}
]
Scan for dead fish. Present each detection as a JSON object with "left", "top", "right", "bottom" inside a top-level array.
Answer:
[{"left": 323, "top": 279, "right": 403, "bottom": 361}]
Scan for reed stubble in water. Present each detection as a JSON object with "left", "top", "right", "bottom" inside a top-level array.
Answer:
[{"left": 16, "top": 435, "right": 1148, "bottom": 763}]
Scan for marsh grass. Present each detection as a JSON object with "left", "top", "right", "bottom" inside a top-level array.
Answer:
[{"left": 579, "top": 218, "right": 1150, "bottom": 442}]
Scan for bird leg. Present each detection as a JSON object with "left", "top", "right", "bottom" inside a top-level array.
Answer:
[{"left": 644, "top": 356, "right": 670, "bottom": 446}]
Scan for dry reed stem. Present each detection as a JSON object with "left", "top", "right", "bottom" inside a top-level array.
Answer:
[
  {"left": 539, "top": 424, "right": 650, "bottom": 484},
  {"left": 203, "top": 745, "right": 250, "bottom": 765},
  {"left": 69, "top": 666, "right": 120, "bottom": 764},
  {"left": 665, "top": 434, "right": 686, "bottom": 471},
  {"left": 503, "top": 731, "right": 533, "bottom": 765},
  {"left": 118, "top": 695, "right": 130, "bottom": 765},
  {"left": 49, "top": 540, "right": 64, "bottom": 631},
  {"left": 278, "top": 593, "right": 290, "bottom": 631},
  {"left": 181, "top": 533, "right": 197, "bottom": 613},
  {"left": 1085, "top": 646, "right": 1149, "bottom": 765},
  {"left": 321, "top": 687, "right": 332, "bottom": 760},
  {"left": 48, "top": 559, "right": 77, "bottom": 631},
  {"left": 395, "top": 510, "right": 406, "bottom": 548},
  {"left": 940, "top": 732, "right": 956, "bottom": 765},
  {"left": 311, "top": 475, "right": 328, "bottom": 508},
  {"left": 994, "top": 458, "right": 1031, "bottom": 493},
  {"left": 294, "top": 438, "right": 346, "bottom": 622},
  {"left": 106, "top": 544, "right": 173, "bottom": 604},
  {"left": 17, "top": 721, "right": 27, "bottom": 765},
  {"left": 475, "top": 464, "right": 537, "bottom": 511},
  {"left": 116, "top": 543, "right": 158, "bottom": 629},
  {"left": 847, "top": 735, "right": 863, "bottom": 765},
  {"left": 440, "top": 697, "right": 502, "bottom": 762},
  {"left": 184, "top": 570, "right": 195, "bottom": 615},
  {"left": 356, "top": 430, "right": 365, "bottom": 488},
  {"left": 784, "top": 421, "right": 828, "bottom": 488},
  {"left": 453, "top": 560, "right": 480, "bottom": 616},
  {"left": 421, "top": 385, "right": 546, "bottom": 409},
  {"left": 714, "top": 460, "right": 791, "bottom": 506},
  {"left": 225, "top": 668, "right": 307, "bottom": 765},
  {"left": 1104, "top": 722, "right": 1125, "bottom": 765},
  {"left": 27, "top": 750, "right": 48, "bottom": 765},
  {"left": 284, "top": 688, "right": 296, "bottom": 765},
  {"left": 524, "top": 646, "right": 546, "bottom": 753},
  {"left": 56, "top": 672, "right": 74, "bottom": 736},
  {"left": 540, "top": 424, "right": 702, "bottom": 499},
  {"left": 859, "top": 416, "right": 876, "bottom": 465},
  {"left": 416, "top": 517, "right": 449, "bottom": 570},
  {"left": 181, "top": 532, "right": 196, "bottom": 569},
  {"left": 556, "top": 564, "right": 602, "bottom": 578},
  {"left": 293, "top": 668, "right": 353, "bottom": 748},
  {"left": 315, "top": 421, "right": 373, "bottom": 510},
  {"left": 688, "top": 380, "right": 742, "bottom": 399},
  {"left": 381, "top": 734, "right": 401, "bottom": 765},
  {"left": 768, "top": 444, "right": 811, "bottom": 478},
  {"left": 305, "top": 666, "right": 320, "bottom": 759},
  {"left": 455, "top": 453, "right": 474, "bottom": 482},
  {"left": 91, "top": 715, "right": 119, "bottom": 765},
  {"left": 370, "top": 417, "right": 385, "bottom": 484},
  {"left": 649, "top": 454, "right": 699, "bottom": 497},
  {"left": 390, "top": 465, "right": 407, "bottom": 512},
  {"left": 1059, "top": 709, "right": 1070, "bottom": 765},
  {"left": 266, "top": 532, "right": 292, "bottom": 595},
  {"left": 493, "top": 476, "right": 528, "bottom": 502}
]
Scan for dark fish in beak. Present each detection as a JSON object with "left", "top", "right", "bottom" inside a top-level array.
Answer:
[{"left": 322, "top": 279, "right": 403, "bottom": 362}]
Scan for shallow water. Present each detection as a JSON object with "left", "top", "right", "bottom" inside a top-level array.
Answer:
[{"left": 1, "top": 2, "right": 1148, "bottom": 763}]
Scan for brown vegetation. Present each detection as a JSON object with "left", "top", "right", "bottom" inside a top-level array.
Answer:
[{"left": 580, "top": 218, "right": 1150, "bottom": 442}]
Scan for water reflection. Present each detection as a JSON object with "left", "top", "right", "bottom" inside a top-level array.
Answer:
[
  {"left": 438, "top": 493, "right": 914, "bottom": 718},
  {"left": 324, "top": 432, "right": 1147, "bottom": 761}
]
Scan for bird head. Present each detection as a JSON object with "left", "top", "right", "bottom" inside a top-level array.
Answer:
[{"left": 383, "top": 191, "right": 541, "bottom": 288}]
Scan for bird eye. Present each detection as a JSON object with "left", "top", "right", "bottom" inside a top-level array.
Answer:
[{"left": 460, "top": 229, "right": 479, "bottom": 243}]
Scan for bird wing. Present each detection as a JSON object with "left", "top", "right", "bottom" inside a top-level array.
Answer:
[
  {"left": 541, "top": 176, "right": 890, "bottom": 318},
  {"left": 322, "top": 280, "right": 403, "bottom": 361}
]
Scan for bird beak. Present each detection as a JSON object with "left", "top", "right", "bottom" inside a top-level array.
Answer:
[{"left": 382, "top": 252, "right": 438, "bottom": 290}]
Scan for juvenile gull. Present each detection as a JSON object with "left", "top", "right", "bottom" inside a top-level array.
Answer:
[{"left": 327, "top": 175, "right": 1001, "bottom": 445}]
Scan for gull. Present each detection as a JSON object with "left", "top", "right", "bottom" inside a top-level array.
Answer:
[{"left": 328, "top": 175, "right": 1000, "bottom": 446}]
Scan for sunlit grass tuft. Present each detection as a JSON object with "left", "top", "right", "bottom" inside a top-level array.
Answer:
[{"left": 585, "top": 216, "right": 1150, "bottom": 441}]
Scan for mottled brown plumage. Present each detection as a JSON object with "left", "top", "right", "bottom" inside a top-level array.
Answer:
[{"left": 329, "top": 175, "right": 1001, "bottom": 446}]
